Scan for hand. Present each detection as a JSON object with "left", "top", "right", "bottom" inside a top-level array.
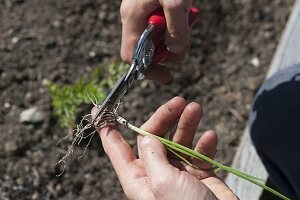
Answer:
[
  {"left": 120, "top": 0, "right": 195, "bottom": 83},
  {"left": 92, "top": 97, "right": 238, "bottom": 200}
]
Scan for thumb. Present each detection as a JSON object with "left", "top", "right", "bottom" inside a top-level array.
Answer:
[{"left": 140, "top": 136, "right": 175, "bottom": 186}]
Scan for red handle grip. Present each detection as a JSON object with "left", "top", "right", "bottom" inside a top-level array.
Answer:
[{"left": 148, "top": 7, "right": 200, "bottom": 63}]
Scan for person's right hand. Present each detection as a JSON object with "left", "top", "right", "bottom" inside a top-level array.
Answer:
[{"left": 120, "top": 0, "right": 196, "bottom": 83}]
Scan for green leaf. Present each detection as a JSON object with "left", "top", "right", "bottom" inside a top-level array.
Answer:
[
  {"left": 47, "top": 60, "right": 127, "bottom": 128},
  {"left": 121, "top": 117, "right": 291, "bottom": 200}
]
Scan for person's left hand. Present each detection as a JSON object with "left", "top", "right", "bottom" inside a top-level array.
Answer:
[{"left": 92, "top": 97, "right": 237, "bottom": 200}]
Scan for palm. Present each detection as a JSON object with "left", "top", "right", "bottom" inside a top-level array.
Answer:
[
  {"left": 93, "top": 97, "right": 237, "bottom": 200},
  {"left": 122, "top": 156, "right": 216, "bottom": 200}
]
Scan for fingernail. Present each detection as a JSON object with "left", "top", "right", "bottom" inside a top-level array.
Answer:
[{"left": 167, "top": 45, "right": 185, "bottom": 54}]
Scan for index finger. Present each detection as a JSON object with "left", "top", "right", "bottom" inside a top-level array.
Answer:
[
  {"left": 141, "top": 96, "right": 186, "bottom": 136},
  {"left": 91, "top": 107, "right": 137, "bottom": 182}
]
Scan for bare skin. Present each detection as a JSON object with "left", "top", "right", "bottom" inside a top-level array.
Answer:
[
  {"left": 92, "top": 97, "right": 238, "bottom": 200},
  {"left": 103, "top": 2, "right": 239, "bottom": 198},
  {"left": 120, "top": 0, "right": 195, "bottom": 83}
]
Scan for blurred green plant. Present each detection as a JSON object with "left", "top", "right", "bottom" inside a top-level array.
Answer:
[{"left": 47, "top": 61, "right": 128, "bottom": 128}]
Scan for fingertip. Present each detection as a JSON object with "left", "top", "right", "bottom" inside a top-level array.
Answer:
[
  {"left": 186, "top": 102, "right": 202, "bottom": 116},
  {"left": 140, "top": 96, "right": 186, "bottom": 136},
  {"left": 91, "top": 105, "right": 118, "bottom": 135},
  {"left": 182, "top": 104, "right": 202, "bottom": 126},
  {"left": 170, "top": 96, "right": 186, "bottom": 107},
  {"left": 202, "top": 130, "right": 218, "bottom": 145},
  {"left": 91, "top": 106, "right": 99, "bottom": 118},
  {"left": 170, "top": 101, "right": 201, "bottom": 148},
  {"left": 195, "top": 130, "right": 218, "bottom": 159},
  {"left": 192, "top": 130, "right": 218, "bottom": 169},
  {"left": 168, "top": 96, "right": 187, "bottom": 114},
  {"left": 96, "top": 124, "right": 118, "bottom": 139}
]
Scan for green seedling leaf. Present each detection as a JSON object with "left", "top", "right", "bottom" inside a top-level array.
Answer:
[
  {"left": 116, "top": 116, "right": 291, "bottom": 200},
  {"left": 47, "top": 61, "right": 128, "bottom": 128}
]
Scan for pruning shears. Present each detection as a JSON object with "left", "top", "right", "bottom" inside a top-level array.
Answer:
[{"left": 92, "top": 7, "right": 200, "bottom": 123}]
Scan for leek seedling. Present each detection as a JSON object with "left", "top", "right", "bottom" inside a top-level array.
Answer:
[
  {"left": 54, "top": 90, "right": 290, "bottom": 200},
  {"left": 114, "top": 115, "right": 290, "bottom": 200}
]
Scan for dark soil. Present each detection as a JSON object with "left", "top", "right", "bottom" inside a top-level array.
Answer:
[{"left": 0, "top": 0, "right": 294, "bottom": 199}]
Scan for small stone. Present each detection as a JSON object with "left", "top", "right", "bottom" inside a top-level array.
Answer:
[
  {"left": 250, "top": 57, "right": 260, "bottom": 67},
  {"left": 32, "top": 192, "right": 39, "bottom": 200},
  {"left": 41, "top": 78, "right": 50, "bottom": 86},
  {"left": 52, "top": 20, "right": 61, "bottom": 28},
  {"left": 4, "top": 102, "right": 10, "bottom": 108},
  {"left": 16, "top": 177, "right": 24, "bottom": 185},
  {"left": 89, "top": 51, "right": 96, "bottom": 58},
  {"left": 11, "top": 37, "right": 19, "bottom": 44},
  {"left": 84, "top": 173, "right": 91, "bottom": 179},
  {"left": 245, "top": 104, "right": 251, "bottom": 110},
  {"left": 25, "top": 92, "right": 32, "bottom": 99},
  {"left": 5, "top": 141, "right": 18, "bottom": 155},
  {"left": 19, "top": 107, "right": 45, "bottom": 123},
  {"left": 98, "top": 12, "right": 106, "bottom": 20}
]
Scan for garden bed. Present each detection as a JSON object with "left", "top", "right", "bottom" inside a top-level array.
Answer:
[{"left": 0, "top": 0, "right": 294, "bottom": 199}]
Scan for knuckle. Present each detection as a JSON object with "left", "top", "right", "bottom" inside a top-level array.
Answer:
[
  {"left": 166, "top": 27, "right": 190, "bottom": 50},
  {"left": 120, "top": 7, "right": 125, "bottom": 19},
  {"left": 120, "top": 1, "right": 129, "bottom": 19},
  {"left": 168, "top": 27, "right": 190, "bottom": 41},
  {"left": 120, "top": 50, "right": 131, "bottom": 64},
  {"left": 163, "top": 0, "right": 185, "bottom": 11},
  {"left": 120, "top": 36, "right": 138, "bottom": 63}
]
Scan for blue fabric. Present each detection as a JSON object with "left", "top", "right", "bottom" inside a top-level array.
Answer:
[{"left": 249, "top": 65, "right": 300, "bottom": 200}]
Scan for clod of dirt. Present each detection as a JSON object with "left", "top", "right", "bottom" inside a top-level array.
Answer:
[{"left": 4, "top": 140, "right": 18, "bottom": 155}]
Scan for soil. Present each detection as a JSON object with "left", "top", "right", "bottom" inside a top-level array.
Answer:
[{"left": 0, "top": 0, "right": 294, "bottom": 199}]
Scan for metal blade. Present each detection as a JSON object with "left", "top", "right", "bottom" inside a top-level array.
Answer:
[{"left": 91, "top": 72, "right": 127, "bottom": 124}]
